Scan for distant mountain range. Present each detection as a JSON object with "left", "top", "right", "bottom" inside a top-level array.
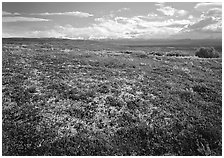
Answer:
[
  {"left": 3, "top": 37, "right": 222, "bottom": 47},
  {"left": 101, "top": 38, "right": 222, "bottom": 47}
]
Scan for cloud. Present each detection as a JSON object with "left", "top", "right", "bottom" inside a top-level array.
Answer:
[
  {"left": 185, "top": 17, "right": 217, "bottom": 30},
  {"left": 202, "top": 21, "right": 222, "bottom": 33},
  {"left": 107, "top": 8, "right": 130, "bottom": 18},
  {"left": 194, "top": 2, "right": 222, "bottom": 12},
  {"left": 30, "top": 30, "right": 65, "bottom": 38},
  {"left": 32, "top": 11, "right": 93, "bottom": 17},
  {"left": 156, "top": 4, "right": 188, "bottom": 16},
  {"left": 172, "top": 6, "right": 221, "bottom": 40},
  {"left": 39, "top": 15, "right": 193, "bottom": 39},
  {"left": 3, "top": 6, "right": 220, "bottom": 40},
  {"left": 117, "top": 8, "right": 130, "bottom": 12},
  {"left": 2, "top": 11, "right": 20, "bottom": 16},
  {"left": 181, "top": 15, "right": 221, "bottom": 35},
  {"left": 113, "top": 13, "right": 160, "bottom": 22},
  {"left": 204, "top": 8, "right": 222, "bottom": 18},
  {"left": 51, "top": 16, "right": 192, "bottom": 39},
  {"left": 2, "top": 16, "right": 51, "bottom": 22},
  {"left": 7, "top": 19, "right": 218, "bottom": 39},
  {"left": 56, "top": 24, "right": 113, "bottom": 39},
  {"left": 133, "top": 13, "right": 163, "bottom": 21},
  {"left": 176, "top": 10, "right": 188, "bottom": 16},
  {"left": 3, "top": 29, "right": 65, "bottom": 38},
  {"left": 188, "top": 15, "right": 194, "bottom": 20},
  {"left": 155, "top": 2, "right": 166, "bottom": 7},
  {"left": 157, "top": 6, "right": 176, "bottom": 16},
  {"left": 146, "top": 13, "right": 159, "bottom": 18},
  {"left": 180, "top": 3, "right": 222, "bottom": 37}
]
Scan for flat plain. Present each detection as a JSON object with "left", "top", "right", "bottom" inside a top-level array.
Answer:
[{"left": 2, "top": 38, "right": 222, "bottom": 156}]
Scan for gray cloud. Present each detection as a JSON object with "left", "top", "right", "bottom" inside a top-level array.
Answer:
[
  {"left": 187, "top": 17, "right": 217, "bottom": 30},
  {"left": 205, "top": 8, "right": 222, "bottom": 18},
  {"left": 181, "top": 16, "right": 221, "bottom": 34},
  {"left": 2, "top": 11, "right": 20, "bottom": 16}
]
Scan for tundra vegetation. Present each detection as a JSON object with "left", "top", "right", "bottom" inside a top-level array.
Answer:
[{"left": 2, "top": 38, "right": 222, "bottom": 156}]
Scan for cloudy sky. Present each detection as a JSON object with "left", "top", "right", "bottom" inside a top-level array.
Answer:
[{"left": 2, "top": 2, "right": 222, "bottom": 39}]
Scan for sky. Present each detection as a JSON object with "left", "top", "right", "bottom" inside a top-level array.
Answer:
[{"left": 2, "top": 2, "right": 222, "bottom": 39}]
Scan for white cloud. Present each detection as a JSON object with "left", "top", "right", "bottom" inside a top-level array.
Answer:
[
  {"left": 202, "top": 21, "right": 222, "bottom": 33},
  {"left": 188, "top": 15, "right": 194, "bottom": 19},
  {"left": 32, "top": 11, "right": 93, "bottom": 17},
  {"left": 155, "top": 2, "right": 165, "bottom": 7},
  {"left": 117, "top": 8, "right": 130, "bottom": 12},
  {"left": 157, "top": 6, "right": 176, "bottom": 16},
  {"left": 147, "top": 13, "right": 159, "bottom": 18},
  {"left": 194, "top": 2, "right": 222, "bottom": 12},
  {"left": 52, "top": 16, "right": 193, "bottom": 39},
  {"left": 55, "top": 24, "right": 113, "bottom": 39},
  {"left": 177, "top": 10, "right": 188, "bottom": 16},
  {"left": 1, "top": 15, "right": 203, "bottom": 39},
  {"left": 94, "top": 17, "right": 105, "bottom": 22},
  {"left": 3, "top": 29, "right": 65, "bottom": 38},
  {"left": 156, "top": 5, "right": 188, "bottom": 17},
  {"left": 30, "top": 30, "right": 65, "bottom": 38},
  {"left": 3, "top": 11, "right": 20, "bottom": 16},
  {"left": 2, "top": 16, "right": 51, "bottom": 22}
]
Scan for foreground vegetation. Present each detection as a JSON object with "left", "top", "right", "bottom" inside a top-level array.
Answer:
[{"left": 2, "top": 39, "right": 222, "bottom": 156}]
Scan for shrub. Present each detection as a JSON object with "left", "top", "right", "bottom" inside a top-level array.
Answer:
[
  {"left": 166, "top": 51, "right": 186, "bottom": 57},
  {"left": 132, "top": 51, "right": 148, "bottom": 58},
  {"left": 195, "top": 47, "right": 220, "bottom": 58},
  {"left": 121, "top": 51, "right": 132, "bottom": 54}
]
